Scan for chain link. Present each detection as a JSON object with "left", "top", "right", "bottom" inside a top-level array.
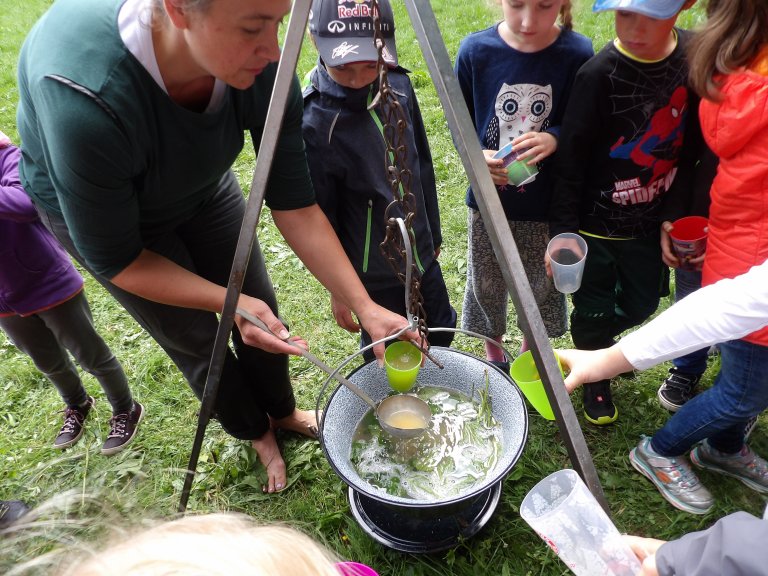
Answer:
[{"left": 370, "top": 0, "right": 429, "bottom": 347}]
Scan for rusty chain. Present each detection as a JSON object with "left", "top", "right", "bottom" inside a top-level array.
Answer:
[{"left": 370, "top": 0, "right": 429, "bottom": 348}]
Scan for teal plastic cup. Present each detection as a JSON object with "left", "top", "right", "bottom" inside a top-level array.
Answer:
[{"left": 384, "top": 341, "right": 422, "bottom": 393}]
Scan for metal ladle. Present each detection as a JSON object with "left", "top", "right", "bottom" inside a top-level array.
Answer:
[{"left": 235, "top": 308, "right": 431, "bottom": 439}]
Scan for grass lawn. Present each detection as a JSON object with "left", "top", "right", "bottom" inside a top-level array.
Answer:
[{"left": 2, "top": 0, "right": 766, "bottom": 574}]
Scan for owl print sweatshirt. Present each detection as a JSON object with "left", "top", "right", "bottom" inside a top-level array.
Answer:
[{"left": 454, "top": 24, "right": 593, "bottom": 221}]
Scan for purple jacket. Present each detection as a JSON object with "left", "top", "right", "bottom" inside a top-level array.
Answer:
[{"left": 0, "top": 144, "right": 82, "bottom": 316}]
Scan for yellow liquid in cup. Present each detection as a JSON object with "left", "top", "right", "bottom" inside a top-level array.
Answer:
[
  {"left": 389, "top": 352, "right": 419, "bottom": 370},
  {"left": 384, "top": 342, "right": 422, "bottom": 392}
]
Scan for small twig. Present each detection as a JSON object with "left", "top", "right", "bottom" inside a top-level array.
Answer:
[{"left": 409, "top": 339, "right": 444, "bottom": 369}]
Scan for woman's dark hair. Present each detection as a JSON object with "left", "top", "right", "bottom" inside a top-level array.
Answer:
[{"left": 688, "top": 0, "right": 768, "bottom": 100}]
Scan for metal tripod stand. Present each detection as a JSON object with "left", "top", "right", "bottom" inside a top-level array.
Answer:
[{"left": 178, "top": 0, "right": 608, "bottom": 514}]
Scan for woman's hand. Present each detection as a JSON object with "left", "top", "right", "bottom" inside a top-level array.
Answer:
[
  {"left": 513, "top": 131, "right": 557, "bottom": 164},
  {"left": 356, "top": 303, "right": 420, "bottom": 364},
  {"left": 331, "top": 294, "right": 361, "bottom": 333},
  {"left": 234, "top": 295, "right": 309, "bottom": 356},
  {"left": 622, "top": 535, "right": 666, "bottom": 576}
]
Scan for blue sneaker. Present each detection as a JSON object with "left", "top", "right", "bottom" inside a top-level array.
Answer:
[{"left": 629, "top": 436, "right": 714, "bottom": 515}]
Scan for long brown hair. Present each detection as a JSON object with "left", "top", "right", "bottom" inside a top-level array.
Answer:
[
  {"left": 559, "top": 1, "right": 573, "bottom": 31},
  {"left": 688, "top": 0, "right": 768, "bottom": 100}
]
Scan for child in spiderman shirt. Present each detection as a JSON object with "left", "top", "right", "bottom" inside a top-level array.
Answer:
[{"left": 548, "top": 0, "right": 699, "bottom": 425}]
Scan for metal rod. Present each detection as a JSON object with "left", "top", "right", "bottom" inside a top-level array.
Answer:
[
  {"left": 235, "top": 307, "right": 379, "bottom": 410},
  {"left": 402, "top": 0, "right": 609, "bottom": 512},
  {"left": 178, "top": 0, "right": 312, "bottom": 513}
]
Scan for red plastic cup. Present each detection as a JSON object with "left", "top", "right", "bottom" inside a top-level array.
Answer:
[
  {"left": 669, "top": 216, "right": 708, "bottom": 270},
  {"left": 336, "top": 562, "right": 379, "bottom": 576}
]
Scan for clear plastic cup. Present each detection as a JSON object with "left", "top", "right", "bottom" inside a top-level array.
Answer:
[
  {"left": 493, "top": 142, "right": 538, "bottom": 186},
  {"left": 547, "top": 233, "right": 588, "bottom": 294},
  {"left": 520, "top": 469, "right": 642, "bottom": 576},
  {"left": 384, "top": 341, "right": 422, "bottom": 393}
]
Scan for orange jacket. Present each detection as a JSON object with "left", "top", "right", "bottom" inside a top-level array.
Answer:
[{"left": 700, "top": 49, "right": 768, "bottom": 346}]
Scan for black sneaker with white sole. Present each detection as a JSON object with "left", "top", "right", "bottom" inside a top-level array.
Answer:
[
  {"left": 658, "top": 368, "right": 701, "bottom": 412},
  {"left": 101, "top": 401, "right": 145, "bottom": 456}
]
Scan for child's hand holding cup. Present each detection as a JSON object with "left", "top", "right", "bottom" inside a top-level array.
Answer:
[
  {"left": 667, "top": 216, "right": 708, "bottom": 271},
  {"left": 492, "top": 142, "right": 539, "bottom": 187}
]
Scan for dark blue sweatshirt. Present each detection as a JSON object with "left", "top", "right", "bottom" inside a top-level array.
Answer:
[{"left": 302, "top": 63, "right": 442, "bottom": 291}]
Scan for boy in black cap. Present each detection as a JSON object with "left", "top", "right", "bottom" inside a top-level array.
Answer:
[{"left": 303, "top": 0, "right": 456, "bottom": 359}]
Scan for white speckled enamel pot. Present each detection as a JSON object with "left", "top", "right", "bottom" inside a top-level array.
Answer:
[{"left": 318, "top": 346, "right": 529, "bottom": 552}]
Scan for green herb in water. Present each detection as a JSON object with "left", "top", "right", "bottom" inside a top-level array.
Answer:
[{"left": 350, "top": 386, "right": 502, "bottom": 500}]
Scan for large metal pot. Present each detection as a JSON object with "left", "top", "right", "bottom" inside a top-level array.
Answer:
[{"left": 319, "top": 346, "right": 528, "bottom": 552}]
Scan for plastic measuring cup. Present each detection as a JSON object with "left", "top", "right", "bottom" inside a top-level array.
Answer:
[
  {"left": 493, "top": 142, "right": 538, "bottom": 186},
  {"left": 547, "top": 233, "right": 588, "bottom": 294},
  {"left": 520, "top": 469, "right": 642, "bottom": 576},
  {"left": 384, "top": 340, "right": 422, "bottom": 393},
  {"left": 510, "top": 350, "right": 562, "bottom": 420}
]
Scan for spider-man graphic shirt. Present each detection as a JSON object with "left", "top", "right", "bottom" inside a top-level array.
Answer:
[{"left": 550, "top": 29, "right": 696, "bottom": 239}]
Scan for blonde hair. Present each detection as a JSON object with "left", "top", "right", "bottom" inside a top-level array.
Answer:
[
  {"left": 56, "top": 514, "right": 342, "bottom": 576},
  {"left": 688, "top": 0, "right": 768, "bottom": 100},
  {"left": 146, "top": 0, "right": 213, "bottom": 26}
]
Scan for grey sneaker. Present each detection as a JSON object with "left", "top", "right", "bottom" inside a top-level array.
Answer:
[
  {"left": 629, "top": 436, "right": 714, "bottom": 515},
  {"left": 53, "top": 396, "right": 94, "bottom": 449},
  {"left": 101, "top": 402, "right": 144, "bottom": 456},
  {"left": 691, "top": 440, "right": 768, "bottom": 494}
]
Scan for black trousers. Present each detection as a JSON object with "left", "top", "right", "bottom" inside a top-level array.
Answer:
[{"left": 38, "top": 171, "right": 294, "bottom": 440}]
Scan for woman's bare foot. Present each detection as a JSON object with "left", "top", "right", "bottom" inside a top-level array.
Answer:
[
  {"left": 251, "top": 429, "right": 286, "bottom": 493},
  {"left": 270, "top": 409, "right": 320, "bottom": 439}
]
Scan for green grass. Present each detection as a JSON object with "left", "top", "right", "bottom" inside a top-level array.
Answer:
[{"left": 2, "top": 0, "right": 765, "bottom": 574}]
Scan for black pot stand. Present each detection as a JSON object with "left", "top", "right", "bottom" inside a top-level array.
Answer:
[{"left": 349, "top": 482, "right": 502, "bottom": 554}]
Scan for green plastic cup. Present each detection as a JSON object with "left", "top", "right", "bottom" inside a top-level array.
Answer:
[
  {"left": 510, "top": 351, "right": 563, "bottom": 420},
  {"left": 384, "top": 341, "right": 422, "bottom": 393}
]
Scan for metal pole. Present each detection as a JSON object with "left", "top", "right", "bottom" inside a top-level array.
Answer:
[
  {"left": 402, "top": 0, "right": 609, "bottom": 512},
  {"left": 178, "top": 0, "right": 312, "bottom": 513}
]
